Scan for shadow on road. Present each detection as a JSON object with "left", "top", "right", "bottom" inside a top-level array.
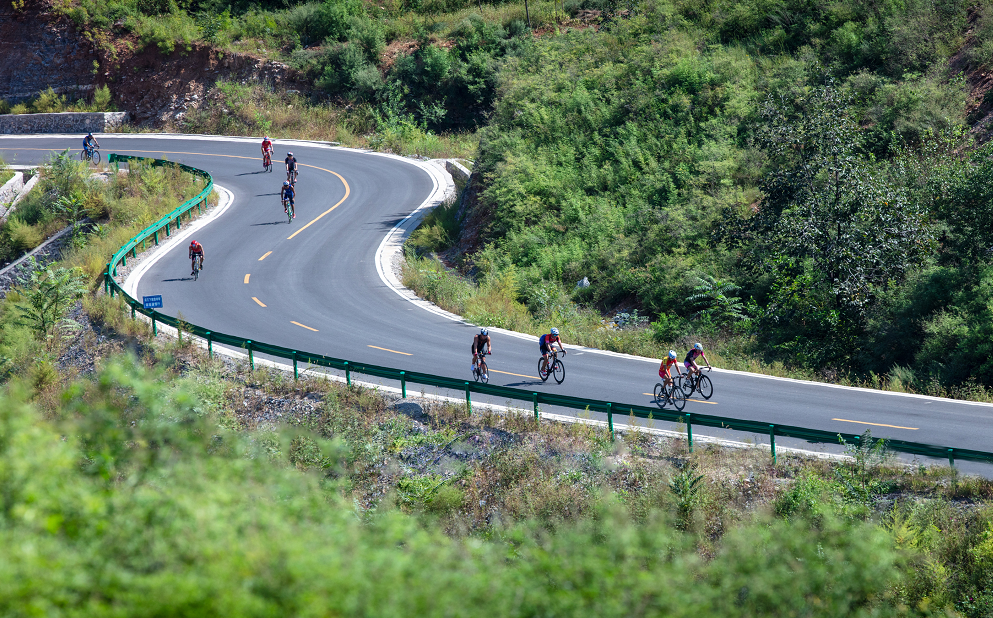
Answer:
[
  {"left": 235, "top": 170, "right": 269, "bottom": 176},
  {"left": 504, "top": 380, "right": 547, "bottom": 388},
  {"left": 250, "top": 220, "right": 291, "bottom": 226},
  {"left": 256, "top": 192, "right": 281, "bottom": 197},
  {"left": 161, "top": 277, "right": 195, "bottom": 282}
]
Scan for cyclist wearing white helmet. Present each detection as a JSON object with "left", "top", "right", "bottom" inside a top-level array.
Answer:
[
  {"left": 684, "top": 342, "right": 711, "bottom": 379},
  {"left": 658, "top": 349, "right": 682, "bottom": 387},
  {"left": 539, "top": 327, "right": 565, "bottom": 365},
  {"left": 280, "top": 180, "right": 296, "bottom": 218},
  {"left": 471, "top": 327, "right": 492, "bottom": 375}
]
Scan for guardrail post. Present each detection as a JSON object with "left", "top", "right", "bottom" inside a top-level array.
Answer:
[
  {"left": 153, "top": 231, "right": 159, "bottom": 245},
  {"left": 344, "top": 361, "right": 351, "bottom": 385},
  {"left": 292, "top": 351, "right": 299, "bottom": 380},
  {"left": 104, "top": 263, "right": 110, "bottom": 294},
  {"left": 769, "top": 424, "right": 777, "bottom": 464},
  {"left": 246, "top": 341, "right": 254, "bottom": 370},
  {"left": 130, "top": 301, "right": 136, "bottom": 320},
  {"left": 176, "top": 215, "right": 181, "bottom": 230},
  {"left": 465, "top": 382, "right": 472, "bottom": 414},
  {"left": 948, "top": 448, "right": 955, "bottom": 468},
  {"left": 400, "top": 371, "right": 406, "bottom": 398},
  {"left": 685, "top": 413, "right": 693, "bottom": 453},
  {"left": 121, "top": 254, "right": 126, "bottom": 267},
  {"left": 533, "top": 392, "right": 539, "bottom": 421},
  {"left": 165, "top": 221, "right": 170, "bottom": 236},
  {"left": 151, "top": 311, "right": 157, "bottom": 336},
  {"left": 206, "top": 331, "right": 213, "bottom": 358},
  {"left": 606, "top": 403, "right": 614, "bottom": 441}
]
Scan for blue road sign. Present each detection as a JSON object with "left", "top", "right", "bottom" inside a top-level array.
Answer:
[{"left": 143, "top": 295, "right": 163, "bottom": 309}]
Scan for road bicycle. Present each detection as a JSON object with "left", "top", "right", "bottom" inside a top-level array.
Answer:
[
  {"left": 80, "top": 147, "right": 101, "bottom": 164},
  {"left": 192, "top": 254, "right": 202, "bottom": 281},
  {"left": 653, "top": 377, "right": 686, "bottom": 411},
  {"left": 681, "top": 366, "right": 713, "bottom": 400},
  {"left": 472, "top": 351, "right": 490, "bottom": 383},
  {"left": 283, "top": 198, "right": 294, "bottom": 223},
  {"left": 538, "top": 349, "right": 565, "bottom": 384},
  {"left": 286, "top": 168, "right": 298, "bottom": 185},
  {"left": 263, "top": 151, "right": 273, "bottom": 172}
]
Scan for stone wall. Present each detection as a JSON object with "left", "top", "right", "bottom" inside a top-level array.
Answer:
[{"left": 0, "top": 111, "right": 129, "bottom": 134}]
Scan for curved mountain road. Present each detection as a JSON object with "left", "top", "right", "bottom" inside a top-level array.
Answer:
[{"left": 3, "top": 134, "right": 992, "bottom": 475}]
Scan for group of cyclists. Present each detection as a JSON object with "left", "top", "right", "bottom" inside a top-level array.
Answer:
[
  {"left": 263, "top": 135, "right": 299, "bottom": 219},
  {"left": 85, "top": 131, "right": 712, "bottom": 389},
  {"left": 472, "top": 325, "right": 712, "bottom": 392}
]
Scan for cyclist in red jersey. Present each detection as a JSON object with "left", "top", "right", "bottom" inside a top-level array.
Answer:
[
  {"left": 189, "top": 240, "right": 204, "bottom": 275},
  {"left": 261, "top": 135, "right": 273, "bottom": 160},
  {"left": 659, "top": 349, "right": 682, "bottom": 387},
  {"left": 539, "top": 327, "right": 565, "bottom": 364}
]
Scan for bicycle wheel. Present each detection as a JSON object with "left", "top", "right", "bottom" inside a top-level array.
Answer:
[
  {"left": 287, "top": 203, "right": 294, "bottom": 223},
  {"left": 653, "top": 382, "right": 665, "bottom": 407},
  {"left": 669, "top": 382, "right": 687, "bottom": 411},
  {"left": 91, "top": 150, "right": 101, "bottom": 164},
  {"left": 680, "top": 375, "right": 696, "bottom": 398},
  {"left": 697, "top": 374, "right": 713, "bottom": 400},
  {"left": 193, "top": 258, "right": 200, "bottom": 281},
  {"left": 552, "top": 359, "right": 565, "bottom": 384},
  {"left": 479, "top": 360, "right": 489, "bottom": 383},
  {"left": 538, "top": 358, "right": 550, "bottom": 382},
  {"left": 79, "top": 150, "right": 87, "bottom": 161}
]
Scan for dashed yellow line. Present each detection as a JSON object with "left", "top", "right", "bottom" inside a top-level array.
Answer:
[
  {"left": 252, "top": 297, "right": 266, "bottom": 307},
  {"left": 258, "top": 251, "right": 272, "bottom": 261},
  {"left": 286, "top": 163, "right": 351, "bottom": 241},
  {"left": 833, "top": 418, "right": 918, "bottom": 430},
  {"left": 291, "top": 321, "right": 318, "bottom": 332},
  {"left": 368, "top": 345, "right": 412, "bottom": 356},
  {"left": 244, "top": 273, "right": 250, "bottom": 284},
  {"left": 491, "top": 369, "right": 540, "bottom": 380}
]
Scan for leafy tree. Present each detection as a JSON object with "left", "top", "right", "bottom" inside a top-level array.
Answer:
[{"left": 685, "top": 274, "right": 748, "bottom": 326}]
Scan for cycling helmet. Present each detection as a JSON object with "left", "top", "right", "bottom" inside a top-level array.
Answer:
[
  {"left": 87, "top": 131, "right": 93, "bottom": 136},
  {"left": 694, "top": 342, "right": 703, "bottom": 351},
  {"left": 550, "top": 327, "right": 559, "bottom": 335},
  {"left": 283, "top": 180, "right": 289, "bottom": 186},
  {"left": 287, "top": 151, "right": 293, "bottom": 156},
  {"left": 668, "top": 350, "right": 677, "bottom": 359},
  {"left": 190, "top": 239, "right": 198, "bottom": 246},
  {"left": 480, "top": 328, "right": 488, "bottom": 336}
]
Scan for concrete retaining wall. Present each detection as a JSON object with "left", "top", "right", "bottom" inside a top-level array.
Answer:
[
  {"left": 0, "top": 111, "right": 129, "bottom": 134},
  {"left": 0, "top": 171, "right": 23, "bottom": 206}
]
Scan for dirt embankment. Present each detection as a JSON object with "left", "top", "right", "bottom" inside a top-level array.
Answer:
[{"left": 1, "top": 0, "right": 311, "bottom": 127}]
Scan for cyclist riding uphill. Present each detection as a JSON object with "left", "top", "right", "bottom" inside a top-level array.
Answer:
[
  {"left": 281, "top": 181, "right": 295, "bottom": 218},
  {"left": 539, "top": 327, "right": 566, "bottom": 363},
  {"left": 659, "top": 350, "right": 682, "bottom": 386},
  {"left": 285, "top": 152, "right": 298, "bottom": 182},
  {"left": 471, "top": 328, "right": 492, "bottom": 374},
  {"left": 262, "top": 135, "right": 273, "bottom": 156},
  {"left": 83, "top": 132, "right": 100, "bottom": 156},
  {"left": 684, "top": 343, "right": 711, "bottom": 378},
  {"left": 189, "top": 240, "right": 204, "bottom": 276}
]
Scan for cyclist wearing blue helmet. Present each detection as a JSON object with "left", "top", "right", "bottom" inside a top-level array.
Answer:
[
  {"left": 83, "top": 132, "right": 99, "bottom": 157},
  {"left": 471, "top": 327, "right": 492, "bottom": 374},
  {"left": 539, "top": 327, "right": 566, "bottom": 365}
]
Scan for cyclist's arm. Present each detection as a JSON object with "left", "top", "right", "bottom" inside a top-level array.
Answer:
[
  {"left": 702, "top": 353, "right": 711, "bottom": 368},
  {"left": 557, "top": 340, "right": 566, "bottom": 353}
]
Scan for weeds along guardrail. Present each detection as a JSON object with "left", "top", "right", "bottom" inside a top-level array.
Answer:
[{"left": 102, "top": 154, "right": 993, "bottom": 469}]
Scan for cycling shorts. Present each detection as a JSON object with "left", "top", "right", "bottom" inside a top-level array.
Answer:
[
  {"left": 540, "top": 343, "right": 551, "bottom": 355},
  {"left": 684, "top": 360, "right": 698, "bottom": 370}
]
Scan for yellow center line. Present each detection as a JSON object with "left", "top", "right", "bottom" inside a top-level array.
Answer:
[
  {"left": 368, "top": 345, "right": 412, "bottom": 356},
  {"left": 833, "top": 418, "right": 918, "bottom": 430},
  {"left": 490, "top": 369, "right": 540, "bottom": 379},
  {"left": 244, "top": 273, "right": 250, "bottom": 284},
  {"left": 291, "top": 321, "right": 318, "bottom": 332},
  {"left": 252, "top": 297, "right": 267, "bottom": 307},
  {"left": 286, "top": 163, "right": 351, "bottom": 240},
  {"left": 258, "top": 251, "right": 272, "bottom": 261}
]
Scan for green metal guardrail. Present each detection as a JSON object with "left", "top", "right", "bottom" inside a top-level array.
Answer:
[{"left": 102, "top": 154, "right": 993, "bottom": 469}]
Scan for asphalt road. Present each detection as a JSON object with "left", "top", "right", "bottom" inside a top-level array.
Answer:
[{"left": 4, "top": 134, "right": 992, "bottom": 474}]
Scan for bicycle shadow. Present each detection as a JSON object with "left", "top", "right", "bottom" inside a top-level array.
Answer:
[
  {"left": 161, "top": 277, "right": 196, "bottom": 282},
  {"left": 235, "top": 170, "right": 269, "bottom": 176},
  {"left": 250, "top": 220, "right": 291, "bottom": 226},
  {"left": 256, "top": 192, "right": 281, "bottom": 197},
  {"left": 503, "top": 380, "right": 546, "bottom": 387}
]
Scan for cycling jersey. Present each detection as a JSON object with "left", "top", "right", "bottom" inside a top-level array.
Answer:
[
  {"left": 189, "top": 242, "right": 203, "bottom": 257},
  {"left": 684, "top": 348, "right": 703, "bottom": 364},
  {"left": 539, "top": 333, "right": 560, "bottom": 353},
  {"left": 262, "top": 139, "right": 273, "bottom": 152},
  {"left": 281, "top": 186, "right": 295, "bottom": 201},
  {"left": 285, "top": 156, "right": 297, "bottom": 170},
  {"left": 471, "top": 334, "right": 490, "bottom": 354},
  {"left": 659, "top": 357, "right": 678, "bottom": 378}
]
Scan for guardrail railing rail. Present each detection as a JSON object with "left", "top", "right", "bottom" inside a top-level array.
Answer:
[{"left": 102, "top": 155, "right": 993, "bottom": 469}]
